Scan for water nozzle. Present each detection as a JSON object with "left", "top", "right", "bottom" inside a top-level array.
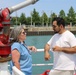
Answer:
[
  {"left": 9, "top": 0, "right": 39, "bottom": 14},
  {"left": 32, "top": 0, "right": 39, "bottom": 4}
]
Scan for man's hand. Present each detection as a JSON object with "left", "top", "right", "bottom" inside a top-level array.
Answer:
[
  {"left": 44, "top": 51, "right": 50, "bottom": 61},
  {"left": 53, "top": 46, "right": 62, "bottom": 52},
  {"left": 44, "top": 44, "right": 51, "bottom": 61}
]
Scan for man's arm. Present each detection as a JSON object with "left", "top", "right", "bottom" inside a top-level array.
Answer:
[
  {"left": 53, "top": 46, "right": 76, "bottom": 54},
  {"left": 61, "top": 46, "right": 76, "bottom": 54},
  {"left": 44, "top": 44, "right": 51, "bottom": 60}
]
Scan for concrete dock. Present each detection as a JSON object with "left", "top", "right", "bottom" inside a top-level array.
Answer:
[{"left": 10, "top": 26, "right": 76, "bottom": 36}]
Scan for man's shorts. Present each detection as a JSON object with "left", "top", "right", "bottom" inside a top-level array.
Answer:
[{"left": 49, "top": 69, "right": 74, "bottom": 75}]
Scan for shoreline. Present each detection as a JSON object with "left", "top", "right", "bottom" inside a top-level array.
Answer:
[
  {"left": 26, "top": 31, "right": 76, "bottom": 36},
  {"left": 10, "top": 26, "right": 76, "bottom": 36}
]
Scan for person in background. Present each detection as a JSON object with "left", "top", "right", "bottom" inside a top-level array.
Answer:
[
  {"left": 44, "top": 17, "right": 76, "bottom": 75},
  {"left": 10, "top": 26, "right": 37, "bottom": 75}
]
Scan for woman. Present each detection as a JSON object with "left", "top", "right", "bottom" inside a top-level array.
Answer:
[{"left": 10, "top": 26, "right": 37, "bottom": 75}]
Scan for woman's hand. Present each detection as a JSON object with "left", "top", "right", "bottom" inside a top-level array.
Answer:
[{"left": 28, "top": 46, "right": 37, "bottom": 52}]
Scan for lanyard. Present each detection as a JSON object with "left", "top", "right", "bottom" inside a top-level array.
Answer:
[{"left": 22, "top": 43, "right": 31, "bottom": 55}]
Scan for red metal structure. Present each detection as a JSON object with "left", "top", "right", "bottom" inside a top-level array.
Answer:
[
  {"left": 0, "top": 0, "right": 38, "bottom": 57},
  {"left": 0, "top": 8, "right": 11, "bottom": 57},
  {"left": 39, "top": 70, "right": 50, "bottom": 75}
]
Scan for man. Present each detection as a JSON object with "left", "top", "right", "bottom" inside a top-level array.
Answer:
[{"left": 44, "top": 17, "right": 76, "bottom": 75}]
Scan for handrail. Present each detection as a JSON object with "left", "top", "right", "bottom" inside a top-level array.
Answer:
[
  {"left": 8, "top": 49, "right": 53, "bottom": 67},
  {"left": 32, "top": 63, "right": 53, "bottom": 66},
  {"left": 37, "top": 49, "right": 44, "bottom": 52},
  {"left": 34, "top": 49, "right": 53, "bottom": 66}
]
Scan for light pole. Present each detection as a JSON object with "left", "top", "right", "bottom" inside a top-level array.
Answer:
[
  {"left": 50, "top": 10, "right": 52, "bottom": 26},
  {"left": 42, "top": 10, "right": 44, "bottom": 26},
  {"left": 16, "top": 11, "right": 18, "bottom": 25},
  {"left": 31, "top": 11, "right": 32, "bottom": 26},
  {"left": 75, "top": 16, "right": 76, "bottom": 25}
]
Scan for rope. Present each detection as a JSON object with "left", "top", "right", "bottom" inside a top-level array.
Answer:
[{"left": 0, "top": 56, "right": 11, "bottom": 63}]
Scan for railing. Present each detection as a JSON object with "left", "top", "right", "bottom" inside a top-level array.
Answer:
[
  {"left": 32, "top": 49, "right": 53, "bottom": 75},
  {"left": 8, "top": 49, "right": 53, "bottom": 66},
  {"left": 33, "top": 49, "right": 53, "bottom": 66},
  {"left": 8, "top": 49, "right": 53, "bottom": 75}
]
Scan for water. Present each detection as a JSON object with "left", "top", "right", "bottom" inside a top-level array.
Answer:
[
  {"left": 25, "top": 34, "right": 76, "bottom": 74},
  {"left": 25, "top": 35, "right": 52, "bottom": 49},
  {"left": 25, "top": 35, "right": 53, "bottom": 75}
]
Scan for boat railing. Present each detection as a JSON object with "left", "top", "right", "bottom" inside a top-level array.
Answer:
[
  {"left": 8, "top": 49, "right": 53, "bottom": 75},
  {"left": 33, "top": 49, "right": 53, "bottom": 66},
  {"left": 8, "top": 49, "right": 53, "bottom": 66}
]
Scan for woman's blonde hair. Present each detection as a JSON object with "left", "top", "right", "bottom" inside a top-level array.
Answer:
[{"left": 10, "top": 26, "right": 24, "bottom": 43}]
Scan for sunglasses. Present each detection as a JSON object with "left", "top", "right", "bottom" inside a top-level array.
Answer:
[{"left": 21, "top": 32, "right": 26, "bottom": 35}]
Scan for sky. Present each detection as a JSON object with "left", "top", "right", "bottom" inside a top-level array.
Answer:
[{"left": 0, "top": 0, "right": 76, "bottom": 17}]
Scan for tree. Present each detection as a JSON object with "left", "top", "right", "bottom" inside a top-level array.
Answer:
[
  {"left": 11, "top": 6, "right": 76, "bottom": 26},
  {"left": 67, "top": 6, "right": 76, "bottom": 25},
  {"left": 42, "top": 12, "right": 49, "bottom": 26},
  {"left": 51, "top": 13, "right": 57, "bottom": 18},
  {"left": 19, "top": 13, "right": 26, "bottom": 25},
  {"left": 11, "top": 17, "right": 20, "bottom": 26},
  {"left": 59, "top": 10, "right": 65, "bottom": 19},
  {"left": 26, "top": 17, "right": 31, "bottom": 25},
  {"left": 49, "top": 12, "right": 57, "bottom": 26},
  {"left": 73, "top": 12, "right": 76, "bottom": 25},
  {"left": 58, "top": 10, "right": 67, "bottom": 25},
  {"left": 74, "top": 13, "right": 76, "bottom": 25},
  {"left": 11, "top": 17, "right": 16, "bottom": 25},
  {"left": 32, "top": 8, "right": 40, "bottom": 26}
]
